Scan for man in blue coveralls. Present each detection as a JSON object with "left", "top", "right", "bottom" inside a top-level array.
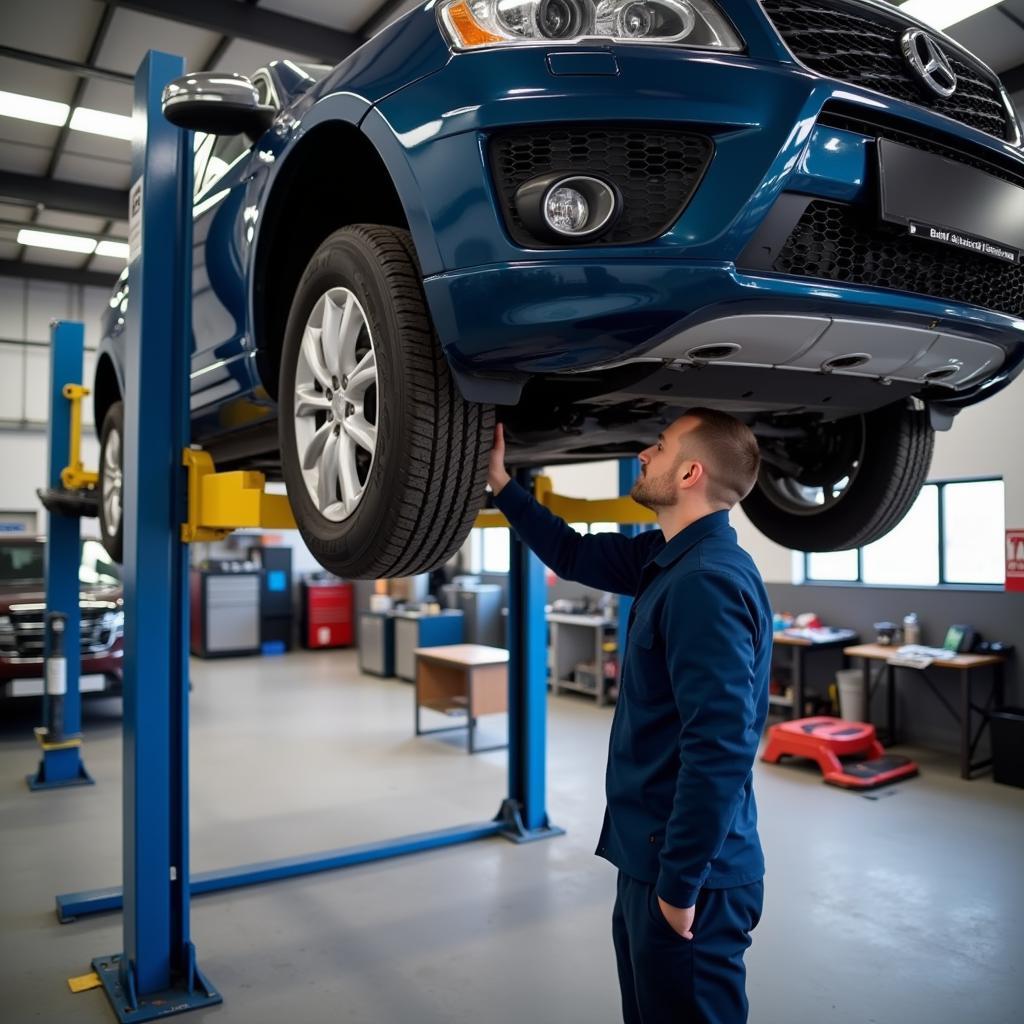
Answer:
[{"left": 488, "top": 408, "right": 771, "bottom": 1024}]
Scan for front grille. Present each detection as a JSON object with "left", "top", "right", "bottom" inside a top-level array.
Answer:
[
  {"left": 761, "top": 0, "right": 1013, "bottom": 141},
  {"left": 818, "top": 107, "right": 1024, "bottom": 189},
  {"left": 489, "top": 126, "right": 713, "bottom": 247},
  {"left": 8, "top": 608, "right": 117, "bottom": 659},
  {"left": 773, "top": 199, "right": 1024, "bottom": 317}
]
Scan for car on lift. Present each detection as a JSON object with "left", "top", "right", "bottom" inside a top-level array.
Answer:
[
  {"left": 0, "top": 537, "right": 123, "bottom": 699},
  {"left": 92, "top": 0, "right": 1024, "bottom": 577}
]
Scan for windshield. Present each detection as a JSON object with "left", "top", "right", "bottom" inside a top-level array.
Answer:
[
  {"left": 0, "top": 539, "right": 120, "bottom": 586},
  {"left": 0, "top": 541, "right": 44, "bottom": 583}
]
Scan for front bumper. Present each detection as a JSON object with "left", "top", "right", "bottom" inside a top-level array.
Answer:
[
  {"left": 377, "top": 41, "right": 1024, "bottom": 407},
  {"left": 0, "top": 650, "right": 123, "bottom": 697}
]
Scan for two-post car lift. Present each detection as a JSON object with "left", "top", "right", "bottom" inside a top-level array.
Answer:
[{"left": 52, "top": 51, "right": 655, "bottom": 1022}]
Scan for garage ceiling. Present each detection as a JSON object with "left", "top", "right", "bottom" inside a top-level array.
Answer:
[{"left": 0, "top": 0, "right": 1021, "bottom": 287}]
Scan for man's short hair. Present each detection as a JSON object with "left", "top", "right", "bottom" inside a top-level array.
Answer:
[{"left": 683, "top": 408, "right": 761, "bottom": 507}]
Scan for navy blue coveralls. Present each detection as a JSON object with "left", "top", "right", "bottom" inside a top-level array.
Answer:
[{"left": 494, "top": 481, "right": 772, "bottom": 1024}]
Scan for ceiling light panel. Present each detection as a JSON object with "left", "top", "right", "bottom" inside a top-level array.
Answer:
[
  {"left": 0, "top": 90, "right": 69, "bottom": 127},
  {"left": 17, "top": 228, "right": 97, "bottom": 254},
  {"left": 69, "top": 107, "right": 134, "bottom": 141}
]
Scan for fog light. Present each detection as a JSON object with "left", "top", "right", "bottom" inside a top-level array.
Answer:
[
  {"left": 515, "top": 173, "right": 621, "bottom": 241},
  {"left": 544, "top": 186, "right": 589, "bottom": 234}
]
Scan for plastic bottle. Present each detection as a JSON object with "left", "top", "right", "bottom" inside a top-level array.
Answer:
[{"left": 903, "top": 612, "right": 921, "bottom": 646}]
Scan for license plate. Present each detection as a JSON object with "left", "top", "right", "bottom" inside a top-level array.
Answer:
[
  {"left": 877, "top": 138, "right": 1024, "bottom": 263},
  {"left": 6, "top": 673, "right": 107, "bottom": 698}
]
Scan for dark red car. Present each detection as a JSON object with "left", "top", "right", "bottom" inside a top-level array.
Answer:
[{"left": 0, "top": 537, "right": 123, "bottom": 699}]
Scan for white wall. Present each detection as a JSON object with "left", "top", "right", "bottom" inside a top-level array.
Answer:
[{"left": 0, "top": 276, "right": 110, "bottom": 523}]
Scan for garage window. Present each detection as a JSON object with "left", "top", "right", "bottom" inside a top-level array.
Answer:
[{"left": 802, "top": 478, "right": 1004, "bottom": 587}]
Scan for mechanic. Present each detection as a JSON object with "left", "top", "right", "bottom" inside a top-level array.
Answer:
[{"left": 488, "top": 408, "right": 771, "bottom": 1024}]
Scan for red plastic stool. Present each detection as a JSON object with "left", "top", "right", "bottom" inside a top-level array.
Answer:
[{"left": 762, "top": 716, "right": 918, "bottom": 789}]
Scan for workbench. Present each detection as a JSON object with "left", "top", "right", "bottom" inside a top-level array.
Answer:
[
  {"left": 771, "top": 630, "right": 858, "bottom": 719},
  {"left": 547, "top": 613, "right": 617, "bottom": 706},
  {"left": 843, "top": 643, "right": 1007, "bottom": 779}
]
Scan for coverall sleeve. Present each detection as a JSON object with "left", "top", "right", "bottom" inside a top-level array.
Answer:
[
  {"left": 492, "top": 479, "right": 658, "bottom": 597},
  {"left": 655, "top": 570, "right": 760, "bottom": 909}
]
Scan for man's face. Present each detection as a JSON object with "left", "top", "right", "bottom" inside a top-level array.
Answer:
[{"left": 630, "top": 417, "right": 698, "bottom": 510}]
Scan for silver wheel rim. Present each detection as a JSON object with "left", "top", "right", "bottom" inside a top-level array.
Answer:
[
  {"left": 294, "top": 287, "right": 378, "bottom": 523},
  {"left": 102, "top": 427, "right": 122, "bottom": 535}
]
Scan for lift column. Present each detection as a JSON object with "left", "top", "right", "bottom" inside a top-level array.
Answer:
[
  {"left": 90, "top": 51, "right": 220, "bottom": 1020},
  {"left": 28, "top": 320, "right": 93, "bottom": 791},
  {"left": 497, "top": 469, "right": 564, "bottom": 841}
]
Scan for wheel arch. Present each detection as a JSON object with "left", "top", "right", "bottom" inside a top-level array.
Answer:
[
  {"left": 251, "top": 119, "right": 410, "bottom": 402},
  {"left": 92, "top": 351, "right": 121, "bottom": 433}
]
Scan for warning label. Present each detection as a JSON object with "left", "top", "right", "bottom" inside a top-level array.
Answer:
[{"left": 1007, "top": 530, "right": 1024, "bottom": 592}]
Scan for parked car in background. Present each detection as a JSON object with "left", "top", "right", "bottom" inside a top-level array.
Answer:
[
  {"left": 0, "top": 537, "right": 123, "bottom": 699},
  {"left": 94, "top": 0, "right": 1024, "bottom": 575}
]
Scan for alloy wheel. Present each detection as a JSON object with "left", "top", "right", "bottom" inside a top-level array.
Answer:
[{"left": 293, "top": 287, "right": 379, "bottom": 522}]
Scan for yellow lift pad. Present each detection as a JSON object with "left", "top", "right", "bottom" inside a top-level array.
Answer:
[{"left": 180, "top": 451, "right": 655, "bottom": 541}]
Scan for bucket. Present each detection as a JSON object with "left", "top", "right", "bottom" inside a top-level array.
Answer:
[{"left": 836, "top": 668, "right": 865, "bottom": 722}]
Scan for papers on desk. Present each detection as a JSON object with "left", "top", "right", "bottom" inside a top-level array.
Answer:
[
  {"left": 887, "top": 653, "right": 935, "bottom": 669},
  {"left": 779, "top": 627, "right": 858, "bottom": 644},
  {"left": 886, "top": 644, "right": 957, "bottom": 670}
]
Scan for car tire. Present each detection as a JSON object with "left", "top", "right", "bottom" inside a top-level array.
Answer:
[
  {"left": 98, "top": 400, "right": 124, "bottom": 563},
  {"left": 741, "top": 400, "right": 934, "bottom": 552},
  {"left": 278, "top": 225, "right": 494, "bottom": 579}
]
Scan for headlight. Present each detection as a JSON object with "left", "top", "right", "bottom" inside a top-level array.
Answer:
[{"left": 439, "top": 0, "right": 742, "bottom": 51}]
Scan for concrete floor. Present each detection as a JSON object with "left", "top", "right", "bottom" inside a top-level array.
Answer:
[{"left": 1, "top": 649, "right": 1022, "bottom": 1024}]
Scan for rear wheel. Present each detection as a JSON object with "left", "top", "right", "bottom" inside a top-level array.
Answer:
[
  {"left": 98, "top": 400, "right": 124, "bottom": 563},
  {"left": 741, "top": 401, "right": 934, "bottom": 552},
  {"left": 279, "top": 225, "right": 494, "bottom": 579}
]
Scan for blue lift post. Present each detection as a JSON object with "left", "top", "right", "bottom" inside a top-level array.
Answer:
[
  {"left": 498, "top": 469, "right": 565, "bottom": 841},
  {"left": 89, "top": 51, "right": 221, "bottom": 1021},
  {"left": 28, "top": 320, "right": 94, "bottom": 791}
]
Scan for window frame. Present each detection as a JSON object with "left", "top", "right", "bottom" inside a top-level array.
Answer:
[{"left": 801, "top": 476, "right": 1004, "bottom": 591}]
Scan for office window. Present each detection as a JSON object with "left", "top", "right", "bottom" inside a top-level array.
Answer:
[
  {"left": 861, "top": 485, "right": 939, "bottom": 586},
  {"left": 943, "top": 480, "right": 1005, "bottom": 584},
  {"left": 802, "top": 478, "right": 1003, "bottom": 587},
  {"left": 805, "top": 549, "right": 859, "bottom": 582},
  {"left": 481, "top": 527, "right": 510, "bottom": 574}
]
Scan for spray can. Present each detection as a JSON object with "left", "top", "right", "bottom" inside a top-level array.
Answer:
[
  {"left": 902, "top": 612, "right": 921, "bottom": 647},
  {"left": 45, "top": 612, "right": 67, "bottom": 742}
]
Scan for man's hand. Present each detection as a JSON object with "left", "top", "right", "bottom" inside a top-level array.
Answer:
[
  {"left": 658, "top": 896, "right": 695, "bottom": 941},
  {"left": 488, "top": 424, "right": 511, "bottom": 495}
]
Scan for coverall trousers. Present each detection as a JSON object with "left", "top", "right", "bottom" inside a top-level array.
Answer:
[{"left": 612, "top": 871, "right": 764, "bottom": 1024}]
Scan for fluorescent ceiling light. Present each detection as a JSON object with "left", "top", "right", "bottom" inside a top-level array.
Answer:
[
  {"left": 0, "top": 89, "right": 69, "bottom": 127},
  {"left": 17, "top": 228, "right": 97, "bottom": 255},
  {"left": 69, "top": 106, "right": 133, "bottom": 141},
  {"left": 95, "top": 240, "right": 129, "bottom": 259},
  {"left": 901, "top": 0, "right": 1004, "bottom": 31}
]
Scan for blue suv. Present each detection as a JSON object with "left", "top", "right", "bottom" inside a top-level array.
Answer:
[{"left": 94, "top": 0, "right": 1024, "bottom": 577}]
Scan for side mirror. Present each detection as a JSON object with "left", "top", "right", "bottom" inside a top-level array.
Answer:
[{"left": 162, "top": 72, "right": 276, "bottom": 140}]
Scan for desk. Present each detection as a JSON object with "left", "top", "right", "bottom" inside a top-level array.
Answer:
[
  {"left": 771, "top": 632, "right": 858, "bottom": 720},
  {"left": 843, "top": 643, "right": 1007, "bottom": 779},
  {"left": 414, "top": 644, "right": 508, "bottom": 754}
]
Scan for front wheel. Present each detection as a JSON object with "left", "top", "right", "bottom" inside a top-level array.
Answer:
[
  {"left": 98, "top": 400, "right": 124, "bottom": 563},
  {"left": 278, "top": 225, "right": 494, "bottom": 579},
  {"left": 741, "top": 401, "right": 934, "bottom": 552}
]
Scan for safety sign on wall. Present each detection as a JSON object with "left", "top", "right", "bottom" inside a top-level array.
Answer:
[{"left": 1007, "top": 530, "right": 1024, "bottom": 592}]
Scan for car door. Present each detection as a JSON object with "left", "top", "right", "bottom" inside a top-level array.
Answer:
[{"left": 189, "top": 77, "right": 275, "bottom": 439}]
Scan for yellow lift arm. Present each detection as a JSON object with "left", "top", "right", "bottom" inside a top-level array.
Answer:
[
  {"left": 59, "top": 384, "right": 100, "bottom": 491},
  {"left": 181, "top": 452, "right": 656, "bottom": 541}
]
